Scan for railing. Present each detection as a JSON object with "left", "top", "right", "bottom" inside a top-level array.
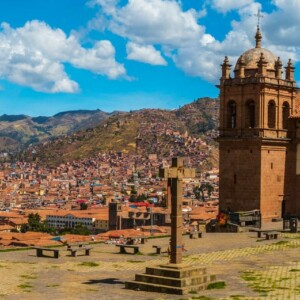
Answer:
[
  {"left": 220, "top": 128, "right": 289, "bottom": 139},
  {"left": 223, "top": 76, "right": 296, "bottom": 88}
]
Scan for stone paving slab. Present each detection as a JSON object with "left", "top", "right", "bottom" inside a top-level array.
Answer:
[{"left": 0, "top": 232, "right": 300, "bottom": 299}]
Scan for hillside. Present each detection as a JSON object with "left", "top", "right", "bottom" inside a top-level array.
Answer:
[
  {"left": 0, "top": 110, "right": 111, "bottom": 152},
  {"left": 22, "top": 98, "right": 220, "bottom": 169}
]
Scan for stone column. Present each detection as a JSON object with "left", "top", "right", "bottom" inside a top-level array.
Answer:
[{"left": 170, "top": 157, "right": 183, "bottom": 264}]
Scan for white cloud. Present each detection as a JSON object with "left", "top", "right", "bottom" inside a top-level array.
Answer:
[
  {"left": 263, "top": 0, "right": 300, "bottom": 48},
  {"left": 210, "top": 0, "right": 254, "bottom": 13},
  {"left": 126, "top": 42, "right": 167, "bottom": 65},
  {"left": 90, "top": 0, "right": 300, "bottom": 83},
  {"left": 106, "top": 0, "right": 204, "bottom": 47},
  {"left": 0, "top": 20, "right": 126, "bottom": 93},
  {"left": 87, "top": 0, "right": 119, "bottom": 15},
  {"left": 71, "top": 40, "right": 126, "bottom": 79}
]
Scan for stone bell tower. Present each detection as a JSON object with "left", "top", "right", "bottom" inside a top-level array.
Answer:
[{"left": 218, "top": 26, "right": 298, "bottom": 220}]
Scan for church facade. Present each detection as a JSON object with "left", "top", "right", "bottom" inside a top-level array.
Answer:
[{"left": 218, "top": 26, "right": 300, "bottom": 220}]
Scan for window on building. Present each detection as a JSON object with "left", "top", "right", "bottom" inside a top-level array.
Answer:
[
  {"left": 268, "top": 100, "right": 276, "bottom": 128},
  {"left": 227, "top": 100, "right": 237, "bottom": 128},
  {"left": 245, "top": 100, "right": 255, "bottom": 128},
  {"left": 282, "top": 102, "right": 290, "bottom": 130}
]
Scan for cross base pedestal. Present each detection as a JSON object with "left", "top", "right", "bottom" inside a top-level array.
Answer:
[{"left": 125, "top": 263, "right": 217, "bottom": 295}]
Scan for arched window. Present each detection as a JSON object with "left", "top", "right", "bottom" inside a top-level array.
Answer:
[
  {"left": 268, "top": 100, "right": 276, "bottom": 129},
  {"left": 227, "top": 100, "right": 236, "bottom": 128},
  {"left": 245, "top": 100, "right": 255, "bottom": 128},
  {"left": 282, "top": 102, "right": 290, "bottom": 130}
]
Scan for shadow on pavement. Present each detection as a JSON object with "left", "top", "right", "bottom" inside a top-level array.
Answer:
[{"left": 83, "top": 278, "right": 124, "bottom": 285}]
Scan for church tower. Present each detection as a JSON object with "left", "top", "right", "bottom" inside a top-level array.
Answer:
[{"left": 218, "top": 26, "right": 298, "bottom": 220}]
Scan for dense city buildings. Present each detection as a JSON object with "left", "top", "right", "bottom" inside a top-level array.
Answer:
[{"left": 0, "top": 147, "right": 219, "bottom": 245}]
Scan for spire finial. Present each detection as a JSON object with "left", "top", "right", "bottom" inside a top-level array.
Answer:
[
  {"left": 254, "top": 9, "right": 263, "bottom": 48},
  {"left": 255, "top": 25, "right": 262, "bottom": 48},
  {"left": 254, "top": 8, "right": 263, "bottom": 27}
]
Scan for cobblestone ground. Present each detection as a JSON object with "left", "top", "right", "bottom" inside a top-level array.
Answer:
[{"left": 1, "top": 232, "right": 300, "bottom": 300}]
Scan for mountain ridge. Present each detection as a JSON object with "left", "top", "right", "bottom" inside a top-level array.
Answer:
[
  {"left": 0, "top": 109, "right": 113, "bottom": 152},
  {"left": 20, "top": 97, "right": 220, "bottom": 170}
]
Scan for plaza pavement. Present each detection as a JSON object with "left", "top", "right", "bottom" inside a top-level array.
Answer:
[{"left": 1, "top": 228, "right": 300, "bottom": 300}]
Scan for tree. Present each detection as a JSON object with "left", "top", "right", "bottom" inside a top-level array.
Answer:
[
  {"left": 131, "top": 186, "right": 137, "bottom": 195},
  {"left": 205, "top": 183, "right": 214, "bottom": 199},
  {"left": 137, "top": 194, "right": 147, "bottom": 201},
  {"left": 80, "top": 202, "right": 88, "bottom": 210},
  {"left": 193, "top": 186, "right": 202, "bottom": 200},
  {"left": 161, "top": 195, "right": 167, "bottom": 207},
  {"left": 71, "top": 224, "right": 90, "bottom": 235},
  {"left": 28, "top": 213, "right": 42, "bottom": 231},
  {"left": 21, "top": 213, "right": 54, "bottom": 233}
]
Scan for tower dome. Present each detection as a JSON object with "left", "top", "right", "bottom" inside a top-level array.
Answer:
[
  {"left": 234, "top": 48, "right": 277, "bottom": 72},
  {"left": 234, "top": 26, "right": 277, "bottom": 77}
]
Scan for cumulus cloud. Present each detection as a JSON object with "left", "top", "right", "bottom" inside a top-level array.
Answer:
[
  {"left": 90, "top": 0, "right": 300, "bottom": 83},
  {"left": 104, "top": 0, "right": 204, "bottom": 47},
  {"left": 210, "top": 0, "right": 254, "bottom": 13},
  {"left": 0, "top": 20, "right": 126, "bottom": 93},
  {"left": 126, "top": 42, "right": 167, "bottom": 65},
  {"left": 263, "top": 0, "right": 300, "bottom": 48},
  {"left": 87, "top": 0, "right": 119, "bottom": 15},
  {"left": 92, "top": 0, "right": 216, "bottom": 77}
]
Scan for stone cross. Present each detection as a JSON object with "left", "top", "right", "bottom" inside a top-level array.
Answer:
[
  {"left": 254, "top": 9, "right": 263, "bottom": 26},
  {"left": 160, "top": 157, "right": 195, "bottom": 264}
]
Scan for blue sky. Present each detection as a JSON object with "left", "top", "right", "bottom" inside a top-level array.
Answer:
[{"left": 0, "top": 0, "right": 299, "bottom": 116}]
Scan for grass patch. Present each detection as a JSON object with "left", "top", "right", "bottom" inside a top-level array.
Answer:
[
  {"left": 253, "top": 287, "right": 274, "bottom": 293},
  {"left": 79, "top": 262, "right": 99, "bottom": 267},
  {"left": 188, "top": 290, "right": 198, "bottom": 294},
  {"left": 127, "top": 260, "right": 144, "bottom": 263},
  {"left": 18, "top": 284, "right": 33, "bottom": 289},
  {"left": 242, "top": 276, "right": 259, "bottom": 281},
  {"left": 191, "top": 296, "right": 213, "bottom": 300},
  {"left": 273, "top": 241, "right": 289, "bottom": 245},
  {"left": 86, "top": 288, "right": 98, "bottom": 292},
  {"left": 147, "top": 234, "right": 171, "bottom": 239},
  {"left": 46, "top": 284, "right": 60, "bottom": 287},
  {"left": 20, "top": 275, "right": 37, "bottom": 280},
  {"left": 207, "top": 281, "right": 226, "bottom": 290},
  {"left": 290, "top": 269, "right": 300, "bottom": 272},
  {"left": 0, "top": 247, "right": 31, "bottom": 252},
  {"left": 230, "top": 296, "right": 245, "bottom": 299}
]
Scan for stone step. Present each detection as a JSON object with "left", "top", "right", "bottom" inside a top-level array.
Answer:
[
  {"left": 145, "top": 266, "right": 207, "bottom": 278},
  {"left": 135, "top": 273, "right": 212, "bottom": 287},
  {"left": 125, "top": 280, "right": 209, "bottom": 295}
]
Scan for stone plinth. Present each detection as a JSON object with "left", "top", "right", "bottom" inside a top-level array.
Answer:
[{"left": 125, "top": 264, "right": 216, "bottom": 295}]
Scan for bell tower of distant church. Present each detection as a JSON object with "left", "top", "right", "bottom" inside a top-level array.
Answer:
[{"left": 218, "top": 24, "right": 298, "bottom": 220}]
